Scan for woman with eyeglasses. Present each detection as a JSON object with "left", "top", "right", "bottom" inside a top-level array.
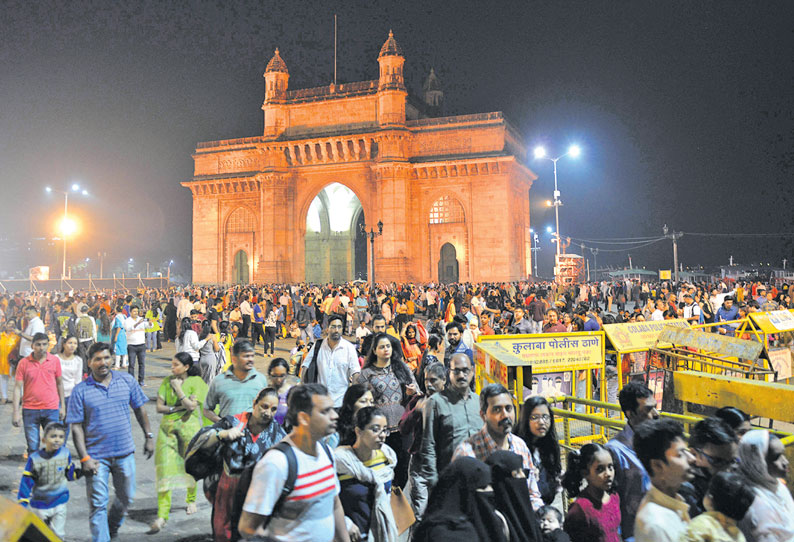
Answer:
[
  {"left": 266, "top": 357, "right": 292, "bottom": 426},
  {"left": 518, "top": 396, "right": 562, "bottom": 505},
  {"left": 335, "top": 406, "right": 398, "bottom": 542}
]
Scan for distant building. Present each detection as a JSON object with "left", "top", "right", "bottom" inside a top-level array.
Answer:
[
  {"left": 607, "top": 268, "right": 658, "bottom": 281},
  {"left": 183, "top": 32, "right": 536, "bottom": 284}
]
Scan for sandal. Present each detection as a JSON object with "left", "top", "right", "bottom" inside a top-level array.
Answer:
[{"left": 148, "top": 517, "right": 166, "bottom": 534}]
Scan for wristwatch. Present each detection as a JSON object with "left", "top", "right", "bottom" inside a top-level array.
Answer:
[{"left": 146, "top": 432, "right": 154, "bottom": 439}]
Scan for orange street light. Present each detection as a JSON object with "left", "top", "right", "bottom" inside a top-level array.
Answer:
[
  {"left": 46, "top": 184, "right": 88, "bottom": 279},
  {"left": 58, "top": 216, "right": 78, "bottom": 237}
]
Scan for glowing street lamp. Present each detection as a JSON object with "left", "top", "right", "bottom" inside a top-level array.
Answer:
[
  {"left": 533, "top": 144, "right": 582, "bottom": 258},
  {"left": 46, "top": 184, "right": 88, "bottom": 279}
]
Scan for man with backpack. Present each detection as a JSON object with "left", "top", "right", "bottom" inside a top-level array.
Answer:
[
  {"left": 73, "top": 304, "right": 97, "bottom": 364},
  {"left": 299, "top": 314, "right": 359, "bottom": 408},
  {"left": 238, "top": 383, "right": 350, "bottom": 542}
]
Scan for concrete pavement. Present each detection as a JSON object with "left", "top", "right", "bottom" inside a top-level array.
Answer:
[{"left": 0, "top": 336, "right": 298, "bottom": 542}]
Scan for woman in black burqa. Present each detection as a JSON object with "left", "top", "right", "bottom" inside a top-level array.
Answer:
[
  {"left": 413, "top": 456, "right": 508, "bottom": 542},
  {"left": 486, "top": 450, "right": 545, "bottom": 542}
]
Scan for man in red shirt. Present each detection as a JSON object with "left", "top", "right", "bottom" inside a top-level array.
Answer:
[
  {"left": 12, "top": 332, "right": 65, "bottom": 456},
  {"left": 542, "top": 308, "right": 568, "bottom": 333}
]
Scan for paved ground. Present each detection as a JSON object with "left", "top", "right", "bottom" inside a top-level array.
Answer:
[{"left": 0, "top": 336, "right": 299, "bottom": 542}]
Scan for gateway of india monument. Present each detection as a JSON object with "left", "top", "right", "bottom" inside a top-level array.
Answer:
[{"left": 183, "top": 31, "right": 537, "bottom": 285}]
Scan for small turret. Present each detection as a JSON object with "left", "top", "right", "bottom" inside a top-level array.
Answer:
[
  {"left": 264, "top": 48, "right": 289, "bottom": 102},
  {"left": 262, "top": 49, "right": 289, "bottom": 137},
  {"left": 377, "top": 30, "right": 405, "bottom": 91},
  {"left": 377, "top": 31, "right": 407, "bottom": 127},
  {"left": 422, "top": 68, "right": 443, "bottom": 113}
]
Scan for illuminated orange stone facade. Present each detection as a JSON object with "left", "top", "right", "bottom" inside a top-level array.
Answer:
[{"left": 183, "top": 32, "right": 537, "bottom": 284}]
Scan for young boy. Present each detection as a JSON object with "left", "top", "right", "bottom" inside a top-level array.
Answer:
[
  {"left": 538, "top": 505, "right": 571, "bottom": 542},
  {"left": 681, "top": 471, "right": 754, "bottom": 542},
  {"left": 17, "top": 421, "right": 81, "bottom": 538}
]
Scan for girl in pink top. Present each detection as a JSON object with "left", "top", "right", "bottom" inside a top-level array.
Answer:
[{"left": 562, "top": 443, "right": 622, "bottom": 542}]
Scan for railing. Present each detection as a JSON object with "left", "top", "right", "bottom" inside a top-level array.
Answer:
[
  {"left": 407, "top": 111, "right": 504, "bottom": 127},
  {"left": 0, "top": 276, "right": 170, "bottom": 293},
  {"left": 196, "top": 136, "right": 263, "bottom": 150},
  {"left": 286, "top": 80, "right": 378, "bottom": 100}
]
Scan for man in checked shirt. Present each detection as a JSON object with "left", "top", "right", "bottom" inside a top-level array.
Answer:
[{"left": 452, "top": 383, "right": 544, "bottom": 510}]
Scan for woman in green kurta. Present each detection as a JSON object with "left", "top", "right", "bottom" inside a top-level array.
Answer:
[{"left": 150, "top": 351, "right": 208, "bottom": 533}]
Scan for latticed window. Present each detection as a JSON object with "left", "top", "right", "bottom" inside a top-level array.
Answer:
[
  {"left": 429, "top": 196, "right": 464, "bottom": 224},
  {"left": 226, "top": 207, "right": 255, "bottom": 233}
]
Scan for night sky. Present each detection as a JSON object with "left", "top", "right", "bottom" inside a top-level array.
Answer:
[{"left": 2, "top": 1, "right": 793, "bottom": 279}]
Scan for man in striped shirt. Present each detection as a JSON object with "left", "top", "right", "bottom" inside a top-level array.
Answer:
[{"left": 239, "top": 383, "right": 350, "bottom": 542}]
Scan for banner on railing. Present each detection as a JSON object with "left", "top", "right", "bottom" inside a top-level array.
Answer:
[
  {"left": 603, "top": 319, "right": 690, "bottom": 353},
  {"left": 476, "top": 332, "right": 603, "bottom": 373},
  {"left": 749, "top": 310, "right": 794, "bottom": 333}
]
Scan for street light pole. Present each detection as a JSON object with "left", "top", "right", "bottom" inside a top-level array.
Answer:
[
  {"left": 47, "top": 184, "right": 88, "bottom": 279},
  {"left": 552, "top": 158, "right": 561, "bottom": 258},
  {"left": 360, "top": 220, "right": 383, "bottom": 291},
  {"left": 529, "top": 228, "right": 540, "bottom": 278},
  {"left": 534, "top": 145, "right": 581, "bottom": 263},
  {"left": 62, "top": 191, "right": 69, "bottom": 279}
]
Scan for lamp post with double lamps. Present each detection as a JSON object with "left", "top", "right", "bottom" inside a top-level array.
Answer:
[
  {"left": 46, "top": 184, "right": 88, "bottom": 279},
  {"left": 533, "top": 145, "right": 581, "bottom": 258}
]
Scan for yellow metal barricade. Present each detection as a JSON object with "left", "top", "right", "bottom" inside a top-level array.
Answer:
[
  {"left": 0, "top": 496, "right": 61, "bottom": 542},
  {"left": 475, "top": 332, "right": 605, "bottom": 411}
]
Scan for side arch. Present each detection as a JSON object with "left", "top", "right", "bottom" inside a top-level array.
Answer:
[
  {"left": 425, "top": 191, "right": 470, "bottom": 283},
  {"left": 223, "top": 205, "right": 258, "bottom": 284}
]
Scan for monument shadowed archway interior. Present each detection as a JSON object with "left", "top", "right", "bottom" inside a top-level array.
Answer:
[
  {"left": 232, "top": 250, "right": 249, "bottom": 284},
  {"left": 184, "top": 32, "right": 536, "bottom": 284},
  {"left": 438, "top": 243, "right": 459, "bottom": 284},
  {"left": 305, "top": 183, "right": 367, "bottom": 284}
]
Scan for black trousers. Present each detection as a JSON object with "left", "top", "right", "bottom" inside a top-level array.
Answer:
[
  {"left": 127, "top": 343, "right": 146, "bottom": 384},
  {"left": 241, "top": 314, "right": 251, "bottom": 338},
  {"left": 251, "top": 322, "right": 265, "bottom": 345},
  {"left": 264, "top": 326, "right": 276, "bottom": 354}
]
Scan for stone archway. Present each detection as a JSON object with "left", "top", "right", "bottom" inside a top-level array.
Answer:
[
  {"left": 232, "top": 250, "right": 249, "bottom": 284},
  {"left": 438, "top": 243, "right": 459, "bottom": 283},
  {"left": 304, "top": 183, "right": 365, "bottom": 284}
]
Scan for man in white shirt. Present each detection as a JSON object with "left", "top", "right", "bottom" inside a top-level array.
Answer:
[
  {"left": 681, "top": 293, "right": 701, "bottom": 323},
  {"left": 124, "top": 306, "right": 153, "bottom": 386},
  {"left": 176, "top": 293, "right": 193, "bottom": 321},
  {"left": 354, "top": 320, "right": 371, "bottom": 349},
  {"left": 239, "top": 294, "right": 253, "bottom": 339},
  {"left": 16, "top": 305, "right": 46, "bottom": 358},
  {"left": 633, "top": 419, "right": 695, "bottom": 542},
  {"left": 650, "top": 299, "right": 666, "bottom": 322},
  {"left": 300, "top": 315, "right": 359, "bottom": 407}
]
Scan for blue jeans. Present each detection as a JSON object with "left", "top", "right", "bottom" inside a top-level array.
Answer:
[
  {"left": 145, "top": 331, "right": 158, "bottom": 351},
  {"left": 85, "top": 453, "right": 136, "bottom": 542},
  {"left": 22, "top": 408, "right": 60, "bottom": 455}
]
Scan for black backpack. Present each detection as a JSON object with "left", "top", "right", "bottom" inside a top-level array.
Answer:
[
  {"left": 263, "top": 440, "right": 334, "bottom": 523},
  {"left": 301, "top": 339, "right": 323, "bottom": 384},
  {"left": 236, "top": 439, "right": 333, "bottom": 537}
]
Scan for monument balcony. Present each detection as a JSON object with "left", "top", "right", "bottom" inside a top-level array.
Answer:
[{"left": 279, "top": 135, "right": 379, "bottom": 166}]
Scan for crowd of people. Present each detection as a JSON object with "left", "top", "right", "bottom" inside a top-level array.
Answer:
[{"left": 1, "top": 277, "right": 792, "bottom": 542}]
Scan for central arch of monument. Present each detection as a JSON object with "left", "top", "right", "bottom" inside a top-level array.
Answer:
[
  {"left": 304, "top": 182, "right": 367, "bottom": 283},
  {"left": 184, "top": 32, "right": 536, "bottom": 284}
]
